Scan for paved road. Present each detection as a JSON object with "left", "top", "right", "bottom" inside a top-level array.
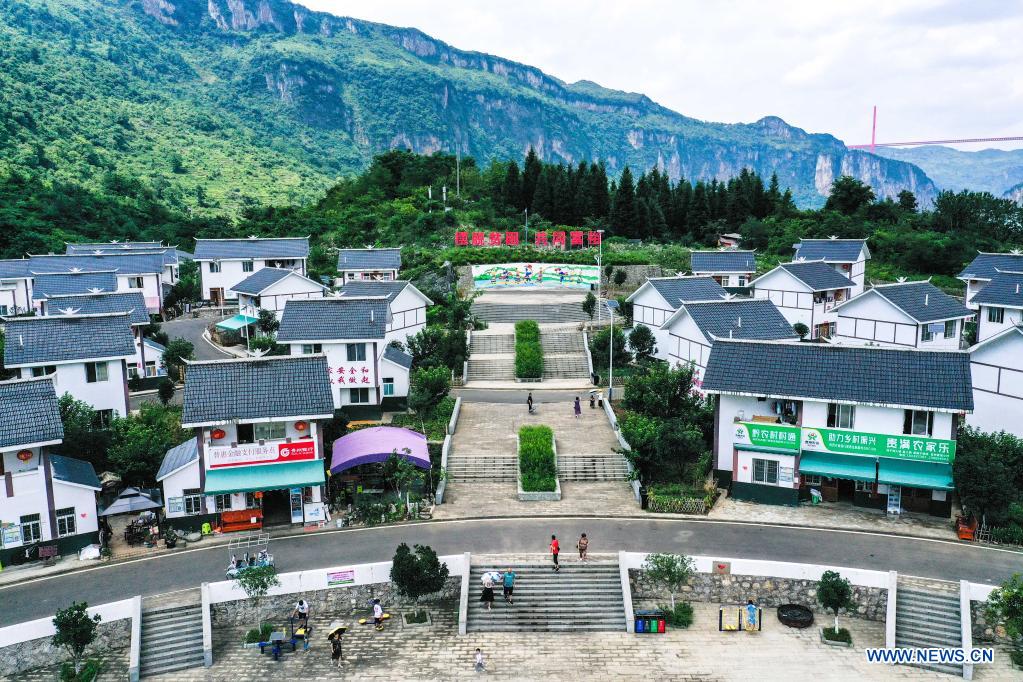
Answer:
[
  {"left": 161, "top": 316, "right": 232, "bottom": 361},
  {"left": 1, "top": 518, "right": 1019, "bottom": 626}
]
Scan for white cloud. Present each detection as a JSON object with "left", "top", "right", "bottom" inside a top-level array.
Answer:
[{"left": 297, "top": 0, "right": 1023, "bottom": 149}]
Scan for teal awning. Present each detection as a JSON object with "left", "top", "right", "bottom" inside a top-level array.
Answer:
[
  {"left": 215, "top": 314, "right": 258, "bottom": 331},
  {"left": 204, "top": 460, "right": 325, "bottom": 495},
  {"left": 798, "top": 452, "right": 877, "bottom": 482},
  {"left": 878, "top": 459, "right": 953, "bottom": 490}
]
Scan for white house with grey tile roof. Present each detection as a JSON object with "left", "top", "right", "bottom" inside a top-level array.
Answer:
[
  {"left": 0, "top": 259, "right": 33, "bottom": 316},
  {"left": 702, "top": 339, "right": 972, "bottom": 518},
  {"left": 626, "top": 276, "right": 728, "bottom": 361},
  {"left": 338, "top": 280, "right": 433, "bottom": 344},
  {"left": 750, "top": 261, "right": 855, "bottom": 340},
  {"left": 162, "top": 355, "right": 335, "bottom": 527},
  {"left": 689, "top": 250, "right": 756, "bottom": 289},
  {"left": 193, "top": 237, "right": 309, "bottom": 305},
  {"left": 2, "top": 313, "right": 136, "bottom": 420},
  {"left": 792, "top": 238, "right": 870, "bottom": 296},
  {"left": 833, "top": 280, "right": 974, "bottom": 351},
  {"left": 0, "top": 376, "right": 101, "bottom": 565},
  {"left": 229, "top": 267, "right": 329, "bottom": 321},
  {"left": 968, "top": 270, "right": 1023, "bottom": 342},
  {"left": 967, "top": 325, "right": 1023, "bottom": 438},
  {"left": 336, "top": 248, "right": 401, "bottom": 285},
  {"left": 66, "top": 242, "right": 183, "bottom": 285},
  {"left": 28, "top": 253, "right": 167, "bottom": 313},
  {"left": 957, "top": 251, "right": 1023, "bottom": 311},
  {"left": 277, "top": 297, "right": 412, "bottom": 408}
]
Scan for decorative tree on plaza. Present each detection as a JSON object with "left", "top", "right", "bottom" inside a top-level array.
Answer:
[
  {"left": 642, "top": 553, "right": 694, "bottom": 609},
  {"left": 234, "top": 565, "right": 281, "bottom": 632},
  {"left": 52, "top": 602, "right": 101, "bottom": 676},
  {"left": 817, "top": 570, "right": 853, "bottom": 632},
  {"left": 390, "top": 543, "right": 450, "bottom": 603}
]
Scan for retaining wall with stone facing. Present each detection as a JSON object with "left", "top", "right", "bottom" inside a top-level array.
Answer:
[
  {"left": 0, "top": 618, "right": 130, "bottom": 679},
  {"left": 629, "top": 570, "right": 888, "bottom": 622}
]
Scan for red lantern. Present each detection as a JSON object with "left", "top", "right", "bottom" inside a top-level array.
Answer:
[
  {"left": 294, "top": 421, "right": 307, "bottom": 432},
  {"left": 211, "top": 428, "right": 226, "bottom": 440},
  {"left": 16, "top": 450, "right": 33, "bottom": 462}
]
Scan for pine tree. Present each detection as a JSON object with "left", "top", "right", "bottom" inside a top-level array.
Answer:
[
  {"left": 766, "top": 172, "right": 782, "bottom": 214},
  {"left": 610, "top": 166, "right": 638, "bottom": 237},
  {"left": 502, "top": 161, "right": 522, "bottom": 210},
  {"left": 521, "top": 147, "right": 542, "bottom": 210},
  {"left": 531, "top": 165, "right": 557, "bottom": 220},
  {"left": 588, "top": 161, "right": 610, "bottom": 219}
]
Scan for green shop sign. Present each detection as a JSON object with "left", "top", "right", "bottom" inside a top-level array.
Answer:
[
  {"left": 734, "top": 422, "right": 800, "bottom": 452},
  {"left": 800, "top": 427, "right": 955, "bottom": 464}
]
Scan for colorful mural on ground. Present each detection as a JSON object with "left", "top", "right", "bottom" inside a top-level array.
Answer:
[{"left": 471, "top": 263, "right": 600, "bottom": 289}]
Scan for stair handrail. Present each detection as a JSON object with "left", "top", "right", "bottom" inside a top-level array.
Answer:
[
  {"left": 458, "top": 552, "right": 472, "bottom": 636},
  {"left": 582, "top": 329, "right": 594, "bottom": 380},
  {"left": 619, "top": 551, "right": 636, "bottom": 634},
  {"left": 128, "top": 595, "right": 142, "bottom": 682},
  {"left": 885, "top": 570, "right": 897, "bottom": 649},
  {"left": 960, "top": 580, "right": 974, "bottom": 680},
  {"left": 201, "top": 582, "right": 214, "bottom": 667}
]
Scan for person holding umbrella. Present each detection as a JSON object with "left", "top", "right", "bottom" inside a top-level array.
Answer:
[{"left": 326, "top": 623, "right": 346, "bottom": 667}]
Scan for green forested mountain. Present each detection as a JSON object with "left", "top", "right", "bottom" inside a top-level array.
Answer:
[
  {"left": 0, "top": 0, "right": 937, "bottom": 218},
  {"left": 874, "top": 145, "right": 1023, "bottom": 197}
]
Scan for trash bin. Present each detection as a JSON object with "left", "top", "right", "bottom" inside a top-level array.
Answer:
[
  {"left": 639, "top": 486, "right": 649, "bottom": 510},
  {"left": 634, "top": 609, "right": 666, "bottom": 634},
  {"left": 810, "top": 488, "right": 822, "bottom": 505}
]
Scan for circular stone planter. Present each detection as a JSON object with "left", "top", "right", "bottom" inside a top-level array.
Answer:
[{"left": 777, "top": 604, "right": 814, "bottom": 629}]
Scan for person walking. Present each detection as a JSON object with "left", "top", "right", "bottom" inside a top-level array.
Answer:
[
  {"left": 573, "top": 396, "right": 581, "bottom": 418},
  {"left": 480, "top": 574, "right": 495, "bottom": 611},
  {"left": 293, "top": 598, "right": 310, "bottom": 625},
  {"left": 550, "top": 534, "right": 560, "bottom": 572},
  {"left": 372, "top": 599, "right": 385, "bottom": 631},
  {"left": 746, "top": 599, "right": 758, "bottom": 631},
  {"left": 328, "top": 629, "right": 344, "bottom": 667},
  {"left": 577, "top": 533, "right": 589, "bottom": 561},
  {"left": 502, "top": 568, "right": 516, "bottom": 604},
  {"left": 474, "top": 648, "right": 486, "bottom": 673},
  {"left": 527, "top": 392, "right": 534, "bottom": 414}
]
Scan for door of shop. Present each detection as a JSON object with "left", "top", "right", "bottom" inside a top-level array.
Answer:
[{"left": 261, "top": 489, "right": 292, "bottom": 526}]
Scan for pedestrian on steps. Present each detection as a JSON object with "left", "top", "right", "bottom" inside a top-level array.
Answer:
[
  {"left": 502, "top": 568, "right": 516, "bottom": 604},
  {"left": 550, "top": 534, "right": 560, "bottom": 572},
  {"left": 474, "top": 648, "right": 486, "bottom": 673},
  {"left": 480, "top": 574, "right": 495, "bottom": 611},
  {"left": 574, "top": 396, "right": 581, "bottom": 418},
  {"left": 577, "top": 533, "right": 589, "bottom": 561},
  {"left": 527, "top": 392, "right": 534, "bottom": 414}
]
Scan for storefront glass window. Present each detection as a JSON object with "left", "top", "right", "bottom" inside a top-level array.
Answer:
[
  {"left": 254, "top": 422, "right": 285, "bottom": 441},
  {"left": 20, "top": 514, "right": 41, "bottom": 543},
  {"left": 753, "top": 459, "right": 779, "bottom": 485}
]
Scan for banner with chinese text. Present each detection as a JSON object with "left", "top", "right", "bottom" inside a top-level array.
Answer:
[
  {"left": 800, "top": 427, "right": 955, "bottom": 464},
  {"left": 733, "top": 422, "right": 800, "bottom": 452}
]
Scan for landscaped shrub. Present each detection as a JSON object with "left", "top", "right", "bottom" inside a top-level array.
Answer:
[
  {"left": 514, "top": 320, "right": 543, "bottom": 379},
  {"left": 244, "top": 623, "right": 274, "bottom": 644},
  {"left": 991, "top": 524, "right": 1023, "bottom": 546},
  {"left": 821, "top": 626, "right": 852, "bottom": 643},
  {"left": 519, "top": 425, "right": 556, "bottom": 491},
  {"left": 647, "top": 483, "right": 717, "bottom": 514},
  {"left": 659, "top": 601, "right": 694, "bottom": 628}
]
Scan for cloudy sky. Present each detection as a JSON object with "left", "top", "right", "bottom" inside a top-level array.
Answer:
[{"left": 298, "top": 0, "right": 1023, "bottom": 149}]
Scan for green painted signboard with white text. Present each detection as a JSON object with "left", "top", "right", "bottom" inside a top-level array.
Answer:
[
  {"left": 733, "top": 422, "right": 800, "bottom": 451},
  {"left": 800, "top": 427, "right": 955, "bottom": 464}
]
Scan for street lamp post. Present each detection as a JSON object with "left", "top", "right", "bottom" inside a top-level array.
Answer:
[{"left": 606, "top": 299, "right": 619, "bottom": 401}]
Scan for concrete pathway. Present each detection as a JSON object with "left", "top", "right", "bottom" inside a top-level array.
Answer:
[
  {"left": 434, "top": 481, "right": 638, "bottom": 520},
  {"left": 450, "top": 401, "right": 620, "bottom": 456},
  {"left": 161, "top": 316, "right": 232, "bottom": 361}
]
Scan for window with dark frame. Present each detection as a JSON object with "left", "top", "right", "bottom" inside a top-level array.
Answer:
[
  {"left": 903, "top": 410, "right": 934, "bottom": 436},
  {"left": 214, "top": 494, "right": 231, "bottom": 512},
  {"left": 383, "top": 378, "right": 394, "bottom": 396},
  {"left": 349, "top": 387, "right": 369, "bottom": 403},
  {"left": 85, "top": 362, "right": 108, "bottom": 383},
  {"left": 988, "top": 307, "right": 1004, "bottom": 323},
  {"left": 346, "top": 343, "right": 366, "bottom": 362},
  {"left": 20, "top": 514, "right": 41, "bottom": 543},
  {"left": 183, "top": 489, "right": 202, "bottom": 515},
  {"left": 943, "top": 320, "right": 956, "bottom": 339},
  {"left": 301, "top": 344, "right": 322, "bottom": 354},
  {"left": 55, "top": 507, "right": 77, "bottom": 537},
  {"left": 827, "top": 403, "right": 855, "bottom": 429},
  {"left": 242, "top": 260, "right": 254, "bottom": 272}
]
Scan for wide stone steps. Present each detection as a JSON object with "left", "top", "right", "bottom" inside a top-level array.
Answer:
[
  {"left": 467, "top": 357, "right": 515, "bottom": 382},
  {"left": 472, "top": 302, "right": 614, "bottom": 325},
  {"left": 894, "top": 584, "right": 962, "bottom": 677},
  {"left": 541, "top": 332, "right": 585, "bottom": 353},
  {"left": 557, "top": 454, "right": 630, "bottom": 480},
  {"left": 140, "top": 604, "right": 205, "bottom": 679},
  {"left": 470, "top": 334, "right": 515, "bottom": 354},
  {"left": 447, "top": 455, "right": 518, "bottom": 481},
  {"left": 542, "top": 355, "right": 590, "bottom": 379}
]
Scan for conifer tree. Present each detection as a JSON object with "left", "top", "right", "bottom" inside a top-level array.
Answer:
[
  {"left": 610, "top": 166, "right": 638, "bottom": 237},
  {"left": 502, "top": 161, "right": 522, "bottom": 210},
  {"left": 521, "top": 147, "right": 542, "bottom": 210}
]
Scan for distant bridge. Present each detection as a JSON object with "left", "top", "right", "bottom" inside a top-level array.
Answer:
[{"left": 845, "top": 106, "right": 1023, "bottom": 152}]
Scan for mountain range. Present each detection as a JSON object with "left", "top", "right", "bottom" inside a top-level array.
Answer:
[
  {"left": 1, "top": 0, "right": 1011, "bottom": 218},
  {"left": 873, "top": 145, "right": 1023, "bottom": 198}
]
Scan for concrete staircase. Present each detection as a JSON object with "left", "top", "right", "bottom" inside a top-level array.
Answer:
[
  {"left": 466, "top": 560, "right": 626, "bottom": 632},
  {"left": 540, "top": 331, "right": 585, "bottom": 354},
  {"left": 540, "top": 329, "right": 590, "bottom": 380},
  {"left": 140, "top": 602, "right": 205, "bottom": 678},
  {"left": 467, "top": 357, "right": 515, "bottom": 382},
  {"left": 558, "top": 453, "right": 630, "bottom": 480},
  {"left": 470, "top": 333, "right": 515, "bottom": 354},
  {"left": 894, "top": 578, "right": 963, "bottom": 677},
  {"left": 472, "top": 301, "right": 614, "bottom": 324},
  {"left": 446, "top": 453, "right": 518, "bottom": 481}
]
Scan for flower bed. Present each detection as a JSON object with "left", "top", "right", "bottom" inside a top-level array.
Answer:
[
  {"left": 647, "top": 483, "right": 717, "bottom": 514},
  {"left": 391, "top": 397, "right": 455, "bottom": 442},
  {"left": 518, "top": 425, "right": 557, "bottom": 493},
  {"left": 514, "top": 320, "right": 543, "bottom": 379}
]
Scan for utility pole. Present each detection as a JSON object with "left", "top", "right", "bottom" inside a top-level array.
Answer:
[
  {"left": 456, "top": 147, "right": 461, "bottom": 199},
  {"left": 524, "top": 209, "right": 529, "bottom": 244}
]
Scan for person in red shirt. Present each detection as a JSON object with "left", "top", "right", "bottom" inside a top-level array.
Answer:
[{"left": 550, "top": 534, "right": 560, "bottom": 572}]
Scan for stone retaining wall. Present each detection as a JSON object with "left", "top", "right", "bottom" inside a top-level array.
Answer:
[
  {"left": 971, "top": 599, "right": 1015, "bottom": 645},
  {"left": 629, "top": 569, "right": 888, "bottom": 622},
  {"left": 0, "top": 618, "right": 129, "bottom": 679}
]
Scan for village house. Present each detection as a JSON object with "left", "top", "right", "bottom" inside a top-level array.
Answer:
[
  {"left": 0, "top": 376, "right": 101, "bottom": 566},
  {"left": 968, "top": 270, "right": 1023, "bottom": 342},
  {"left": 338, "top": 280, "right": 433, "bottom": 344},
  {"left": 277, "top": 297, "right": 414, "bottom": 409},
  {"left": 28, "top": 252, "right": 167, "bottom": 314},
  {"left": 689, "top": 250, "right": 756, "bottom": 290},
  {"left": 231, "top": 267, "right": 329, "bottom": 321},
  {"left": 193, "top": 237, "right": 309, "bottom": 306},
  {"left": 750, "top": 260, "right": 854, "bottom": 339},
  {"left": 659, "top": 298, "right": 796, "bottom": 390},
  {"left": 31, "top": 271, "right": 119, "bottom": 307},
  {"left": 968, "top": 326, "right": 1023, "bottom": 438},
  {"left": 957, "top": 251, "right": 1023, "bottom": 310},
  {"left": 792, "top": 238, "right": 870, "bottom": 296},
  {"left": 65, "top": 241, "right": 186, "bottom": 286},
  {"left": 0, "top": 259, "right": 33, "bottom": 316},
  {"left": 336, "top": 247, "right": 401, "bottom": 285},
  {"left": 702, "top": 340, "right": 972, "bottom": 518},
  {"left": 2, "top": 313, "right": 136, "bottom": 421},
  {"left": 832, "top": 280, "right": 974, "bottom": 350},
  {"left": 158, "top": 354, "right": 335, "bottom": 530},
  {"left": 626, "top": 276, "right": 729, "bottom": 360}
]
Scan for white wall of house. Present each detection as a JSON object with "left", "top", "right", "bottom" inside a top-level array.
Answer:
[
  {"left": 834, "top": 293, "right": 963, "bottom": 350},
  {"left": 384, "top": 287, "right": 429, "bottom": 345},
  {"left": 338, "top": 269, "right": 398, "bottom": 285},
  {"left": 752, "top": 269, "right": 848, "bottom": 339},
  {"left": 160, "top": 459, "right": 201, "bottom": 520},
  {"left": 662, "top": 312, "right": 712, "bottom": 387},
  {"left": 235, "top": 276, "right": 325, "bottom": 320},
  {"left": 969, "top": 331, "right": 1023, "bottom": 437},
  {"left": 199, "top": 258, "right": 307, "bottom": 302},
  {"left": 17, "top": 359, "right": 129, "bottom": 417},
  {"left": 976, "top": 304, "right": 1023, "bottom": 342},
  {"left": 380, "top": 358, "right": 411, "bottom": 399},
  {"left": 51, "top": 481, "right": 99, "bottom": 539},
  {"left": 113, "top": 273, "right": 162, "bottom": 313},
  {"left": 129, "top": 337, "right": 166, "bottom": 380},
  {"left": 963, "top": 279, "right": 986, "bottom": 310},
  {"left": 829, "top": 259, "right": 866, "bottom": 297},
  {"left": 691, "top": 272, "right": 752, "bottom": 288},
  {"left": 0, "top": 469, "right": 50, "bottom": 548},
  {"left": 629, "top": 285, "right": 675, "bottom": 360},
  {"left": 289, "top": 340, "right": 385, "bottom": 408},
  {"left": 0, "top": 278, "right": 33, "bottom": 315}
]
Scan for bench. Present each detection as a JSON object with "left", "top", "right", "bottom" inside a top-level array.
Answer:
[
  {"left": 221, "top": 509, "right": 263, "bottom": 533},
  {"left": 38, "top": 545, "right": 59, "bottom": 565}
]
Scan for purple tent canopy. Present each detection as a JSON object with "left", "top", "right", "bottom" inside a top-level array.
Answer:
[{"left": 330, "top": 426, "right": 431, "bottom": 474}]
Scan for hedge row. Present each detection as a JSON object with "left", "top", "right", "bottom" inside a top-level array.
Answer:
[
  {"left": 519, "top": 425, "right": 557, "bottom": 492},
  {"left": 514, "top": 320, "right": 543, "bottom": 379}
]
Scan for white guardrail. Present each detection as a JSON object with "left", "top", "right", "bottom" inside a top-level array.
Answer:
[
  {"left": 435, "top": 397, "right": 462, "bottom": 504},
  {"left": 0, "top": 598, "right": 136, "bottom": 648}
]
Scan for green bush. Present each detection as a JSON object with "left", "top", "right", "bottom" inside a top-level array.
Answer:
[
  {"left": 514, "top": 320, "right": 543, "bottom": 379},
  {"left": 519, "top": 425, "right": 556, "bottom": 491},
  {"left": 659, "top": 602, "right": 694, "bottom": 628},
  {"left": 60, "top": 659, "right": 102, "bottom": 682},
  {"left": 821, "top": 626, "right": 852, "bottom": 644},
  {"left": 991, "top": 524, "right": 1023, "bottom": 546},
  {"left": 244, "top": 623, "right": 274, "bottom": 644}
]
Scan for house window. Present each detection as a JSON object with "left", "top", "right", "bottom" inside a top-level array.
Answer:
[
  {"left": 145, "top": 361, "right": 158, "bottom": 377},
  {"left": 301, "top": 344, "right": 322, "bottom": 354},
  {"left": 254, "top": 422, "right": 285, "bottom": 441},
  {"left": 346, "top": 343, "right": 366, "bottom": 362},
  {"left": 737, "top": 276, "right": 747, "bottom": 287},
  {"left": 827, "top": 403, "right": 855, "bottom": 429},
  {"left": 752, "top": 459, "right": 779, "bottom": 485},
  {"left": 93, "top": 409, "right": 114, "bottom": 427},
  {"left": 245, "top": 492, "right": 257, "bottom": 509},
  {"left": 214, "top": 494, "right": 231, "bottom": 512},
  {"left": 855, "top": 480, "right": 874, "bottom": 493},
  {"left": 85, "top": 362, "right": 109, "bottom": 383},
  {"left": 20, "top": 514, "right": 41, "bottom": 543},
  {"left": 55, "top": 507, "right": 77, "bottom": 537},
  {"left": 183, "top": 489, "right": 202, "bottom": 515},
  {"left": 988, "top": 307, "right": 1004, "bottom": 324},
  {"left": 236, "top": 423, "right": 254, "bottom": 444},
  {"left": 349, "top": 387, "right": 370, "bottom": 404},
  {"left": 801, "top": 474, "right": 823, "bottom": 486},
  {"left": 242, "top": 260, "right": 254, "bottom": 273},
  {"left": 383, "top": 378, "right": 395, "bottom": 396},
  {"left": 128, "top": 276, "right": 144, "bottom": 289},
  {"left": 31, "top": 365, "right": 57, "bottom": 377},
  {"left": 943, "top": 320, "right": 956, "bottom": 339},
  {"left": 0, "top": 305, "right": 7, "bottom": 315},
  {"left": 209, "top": 261, "right": 221, "bottom": 273},
  {"left": 904, "top": 410, "right": 934, "bottom": 436},
  {"left": 920, "top": 325, "right": 934, "bottom": 342}
]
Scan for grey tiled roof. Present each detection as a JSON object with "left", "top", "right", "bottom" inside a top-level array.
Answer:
[
  {"left": 181, "top": 355, "right": 334, "bottom": 425},
  {"left": 869, "top": 281, "right": 974, "bottom": 323},
  {"left": 157, "top": 438, "right": 198, "bottom": 480},
  {"left": 66, "top": 243, "right": 177, "bottom": 265},
  {"left": 33, "top": 271, "right": 118, "bottom": 298},
  {"left": 702, "top": 340, "right": 973, "bottom": 411},
  {"left": 337, "top": 248, "right": 401, "bottom": 271},
  {"left": 684, "top": 300, "right": 797, "bottom": 341},
  {"left": 45, "top": 291, "right": 150, "bottom": 325},
  {"left": 0, "top": 259, "right": 31, "bottom": 279},
  {"left": 793, "top": 239, "right": 868, "bottom": 262},
  {"left": 779, "top": 261, "right": 854, "bottom": 291},
  {"left": 3, "top": 313, "right": 136, "bottom": 366},
  {"left": 193, "top": 237, "right": 309, "bottom": 260},
  {"left": 339, "top": 280, "right": 409, "bottom": 298},
  {"left": 0, "top": 377, "right": 64, "bottom": 449},
  {"left": 647, "top": 278, "right": 727, "bottom": 308},
  {"left": 278, "top": 298, "right": 389, "bottom": 341},
  {"left": 50, "top": 454, "right": 101, "bottom": 489},
  {"left": 230, "top": 267, "right": 316, "bottom": 296},
  {"left": 957, "top": 253, "right": 1023, "bottom": 280},
  {"left": 969, "top": 271, "right": 1023, "bottom": 308},
  {"left": 29, "top": 252, "right": 166, "bottom": 274},
  {"left": 383, "top": 346, "right": 413, "bottom": 369},
  {"left": 690, "top": 251, "right": 756, "bottom": 273}
]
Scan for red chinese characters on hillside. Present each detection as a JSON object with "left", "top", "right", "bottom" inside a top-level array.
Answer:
[{"left": 452, "top": 230, "right": 600, "bottom": 248}]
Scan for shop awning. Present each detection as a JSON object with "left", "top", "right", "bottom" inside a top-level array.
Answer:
[
  {"left": 798, "top": 452, "right": 877, "bottom": 482},
  {"left": 215, "top": 314, "right": 258, "bottom": 331},
  {"left": 330, "top": 426, "right": 431, "bottom": 474},
  {"left": 877, "top": 459, "right": 953, "bottom": 490},
  {"left": 204, "top": 460, "right": 325, "bottom": 495}
]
